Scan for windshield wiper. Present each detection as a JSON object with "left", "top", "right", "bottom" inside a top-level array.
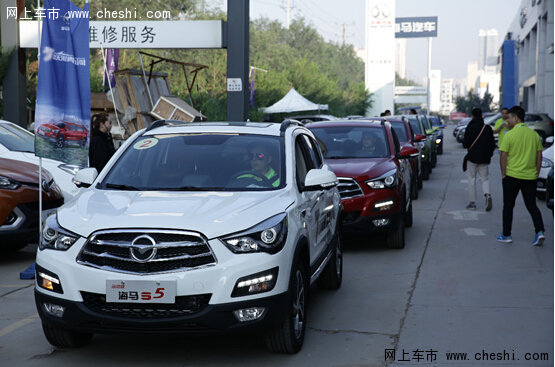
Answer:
[
  {"left": 164, "top": 186, "right": 226, "bottom": 191},
  {"left": 104, "top": 183, "right": 140, "bottom": 191}
]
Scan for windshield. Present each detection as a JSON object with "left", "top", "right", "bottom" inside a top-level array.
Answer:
[
  {"left": 101, "top": 133, "right": 285, "bottom": 191},
  {"left": 0, "top": 123, "right": 35, "bottom": 152},
  {"left": 407, "top": 117, "right": 423, "bottom": 135},
  {"left": 310, "top": 126, "right": 389, "bottom": 159},
  {"left": 391, "top": 122, "right": 409, "bottom": 142},
  {"left": 429, "top": 116, "right": 441, "bottom": 127}
]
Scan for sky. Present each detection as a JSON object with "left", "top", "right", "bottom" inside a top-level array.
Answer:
[{"left": 218, "top": 0, "right": 524, "bottom": 83}]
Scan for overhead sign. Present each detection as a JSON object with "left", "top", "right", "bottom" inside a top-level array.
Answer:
[
  {"left": 395, "top": 86, "right": 427, "bottom": 95},
  {"left": 395, "top": 17, "right": 438, "bottom": 38},
  {"left": 19, "top": 20, "right": 223, "bottom": 49}
]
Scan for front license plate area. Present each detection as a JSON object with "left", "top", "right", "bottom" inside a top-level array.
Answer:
[{"left": 106, "top": 280, "right": 176, "bottom": 303}]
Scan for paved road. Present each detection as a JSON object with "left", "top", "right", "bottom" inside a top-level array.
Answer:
[{"left": 0, "top": 126, "right": 552, "bottom": 366}]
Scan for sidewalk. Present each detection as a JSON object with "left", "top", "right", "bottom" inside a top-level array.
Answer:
[{"left": 392, "top": 128, "right": 554, "bottom": 366}]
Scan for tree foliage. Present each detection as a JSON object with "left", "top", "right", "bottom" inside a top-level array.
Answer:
[
  {"left": 454, "top": 89, "right": 495, "bottom": 115},
  {"left": 395, "top": 72, "right": 420, "bottom": 87}
]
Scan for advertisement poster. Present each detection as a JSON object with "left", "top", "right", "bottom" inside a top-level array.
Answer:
[{"left": 34, "top": 0, "right": 90, "bottom": 166}]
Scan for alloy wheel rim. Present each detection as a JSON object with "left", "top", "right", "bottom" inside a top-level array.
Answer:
[{"left": 293, "top": 270, "right": 305, "bottom": 339}]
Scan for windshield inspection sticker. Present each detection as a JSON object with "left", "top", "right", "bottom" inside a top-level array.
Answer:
[{"left": 133, "top": 138, "right": 158, "bottom": 150}]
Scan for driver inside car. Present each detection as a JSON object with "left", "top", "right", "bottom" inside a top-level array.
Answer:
[{"left": 236, "top": 144, "right": 280, "bottom": 187}]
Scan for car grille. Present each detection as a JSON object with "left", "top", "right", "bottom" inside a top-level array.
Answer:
[
  {"left": 81, "top": 291, "right": 211, "bottom": 319},
  {"left": 337, "top": 177, "right": 364, "bottom": 199},
  {"left": 77, "top": 230, "right": 217, "bottom": 274}
]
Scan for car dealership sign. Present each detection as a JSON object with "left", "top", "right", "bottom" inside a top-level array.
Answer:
[{"left": 395, "top": 16, "right": 438, "bottom": 38}]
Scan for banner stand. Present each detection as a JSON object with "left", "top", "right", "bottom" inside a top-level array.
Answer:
[{"left": 99, "top": 43, "right": 123, "bottom": 133}]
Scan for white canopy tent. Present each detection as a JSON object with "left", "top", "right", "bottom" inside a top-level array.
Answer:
[{"left": 263, "top": 88, "right": 328, "bottom": 114}]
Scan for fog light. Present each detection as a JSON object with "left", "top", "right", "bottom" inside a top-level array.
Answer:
[
  {"left": 232, "top": 267, "right": 279, "bottom": 297},
  {"left": 233, "top": 307, "right": 266, "bottom": 322},
  {"left": 374, "top": 200, "right": 394, "bottom": 211},
  {"left": 436, "top": 139, "right": 441, "bottom": 144},
  {"left": 421, "top": 154, "right": 425, "bottom": 158},
  {"left": 43, "top": 303, "right": 65, "bottom": 317},
  {"left": 373, "top": 219, "right": 390, "bottom": 227}
]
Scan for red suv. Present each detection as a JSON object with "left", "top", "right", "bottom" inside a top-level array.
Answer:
[
  {"left": 37, "top": 121, "right": 88, "bottom": 148},
  {"left": 307, "top": 121, "right": 418, "bottom": 249}
]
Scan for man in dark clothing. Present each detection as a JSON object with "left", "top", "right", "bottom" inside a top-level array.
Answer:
[
  {"left": 89, "top": 113, "right": 116, "bottom": 172},
  {"left": 463, "top": 108, "right": 496, "bottom": 211}
]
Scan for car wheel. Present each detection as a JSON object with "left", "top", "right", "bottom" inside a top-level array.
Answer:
[
  {"left": 431, "top": 152, "right": 437, "bottom": 168},
  {"left": 437, "top": 142, "right": 443, "bottom": 154},
  {"left": 410, "top": 177, "right": 418, "bottom": 200},
  {"left": 265, "top": 259, "right": 308, "bottom": 354},
  {"left": 386, "top": 209, "right": 405, "bottom": 249},
  {"left": 319, "top": 231, "right": 342, "bottom": 290},
  {"left": 405, "top": 199, "right": 413, "bottom": 228},
  {"left": 422, "top": 162, "right": 430, "bottom": 180},
  {"left": 6, "top": 241, "right": 28, "bottom": 253},
  {"left": 417, "top": 171, "right": 423, "bottom": 190},
  {"left": 55, "top": 135, "right": 65, "bottom": 149},
  {"left": 41, "top": 321, "right": 93, "bottom": 348}
]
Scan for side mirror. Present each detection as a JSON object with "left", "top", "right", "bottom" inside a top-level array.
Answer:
[
  {"left": 546, "top": 136, "right": 554, "bottom": 144},
  {"left": 413, "top": 134, "right": 426, "bottom": 142},
  {"left": 72, "top": 167, "right": 98, "bottom": 188},
  {"left": 398, "top": 146, "right": 419, "bottom": 159},
  {"left": 304, "top": 168, "right": 338, "bottom": 191}
]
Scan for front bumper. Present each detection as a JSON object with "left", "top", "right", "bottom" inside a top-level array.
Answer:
[
  {"left": 35, "top": 288, "right": 289, "bottom": 334},
  {"left": 340, "top": 190, "right": 402, "bottom": 234}
]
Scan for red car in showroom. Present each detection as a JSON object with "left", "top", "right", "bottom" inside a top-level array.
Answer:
[
  {"left": 307, "top": 120, "right": 418, "bottom": 249},
  {"left": 37, "top": 121, "right": 88, "bottom": 148}
]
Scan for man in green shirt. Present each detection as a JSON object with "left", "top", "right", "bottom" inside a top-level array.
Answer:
[
  {"left": 236, "top": 144, "right": 280, "bottom": 188},
  {"left": 493, "top": 107, "right": 510, "bottom": 146},
  {"left": 497, "top": 106, "right": 545, "bottom": 245}
]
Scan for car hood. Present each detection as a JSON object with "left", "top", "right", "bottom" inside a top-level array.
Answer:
[
  {"left": 57, "top": 189, "right": 293, "bottom": 239},
  {"left": 0, "top": 157, "right": 54, "bottom": 184},
  {"left": 326, "top": 157, "right": 393, "bottom": 180}
]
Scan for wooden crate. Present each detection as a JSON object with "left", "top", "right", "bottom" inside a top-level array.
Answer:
[{"left": 151, "top": 96, "right": 205, "bottom": 122}]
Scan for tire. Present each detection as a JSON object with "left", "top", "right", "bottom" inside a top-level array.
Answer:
[
  {"left": 386, "top": 210, "right": 405, "bottom": 249},
  {"left": 265, "top": 259, "right": 308, "bottom": 354},
  {"left": 437, "top": 142, "right": 443, "bottom": 155},
  {"left": 422, "top": 162, "right": 430, "bottom": 180},
  {"left": 41, "top": 321, "right": 93, "bottom": 348},
  {"left": 55, "top": 135, "right": 65, "bottom": 149},
  {"left": 405, "top": 199, "right": 413, "bottom": 228},
  {"left": 417, "top": 171, "right": 423, "bottom": 190},
  {"left": 6, "top": 241, "right": 28, "bottom": 253},
  {"left": 319, "top": 231, "right": 343, "bottom": 290},
  {"left": 431, "top": 152, "right": 437, "bottom": 168},
  {"left": 410, "top": 177, "right": 418, "bottom": 200}
]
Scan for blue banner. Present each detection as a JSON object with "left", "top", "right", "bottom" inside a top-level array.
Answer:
[{"left": 35, "top": 0, "right": 90, "bottom": 167}]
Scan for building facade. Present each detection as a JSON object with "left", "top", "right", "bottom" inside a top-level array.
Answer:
[
  {"left": 503, "top": 0, "right": 554, "bottom": 115},
  {"left": 440, "top": 79, "right": 454, "bottom": 115},
  {"left": 479, "top": 29, "right": 499, "bottom": 70}
]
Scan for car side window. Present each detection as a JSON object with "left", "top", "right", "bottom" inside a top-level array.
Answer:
[
  {"left": 301, "top": 135, "right": 323, "bottom": 168},
  {"left": 390, "top": 127, "right": 401, "bottom": 155},
  {"left": 295, "top": 135, "right": 315, "bottom": 189},
  {"left": 525, "top": 114, "right": 540, "bottom": 122}
]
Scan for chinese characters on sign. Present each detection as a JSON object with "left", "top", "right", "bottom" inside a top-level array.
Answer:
[
  {"left": 385, "top": 348, "right": 439, "bottom": 363},
  {"left": 90, "top": 24, "right": 156, "bottom": 44},
  {"left": 395, "top": 17, "right": 438, "bottom": 38}
]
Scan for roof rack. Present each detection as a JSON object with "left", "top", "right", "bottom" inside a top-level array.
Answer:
[
  {"left": 279, "top": 119, "right": 304, "bottom": 133},
  {"left": 145, "top": 120, "right": 188, "bottom": 132}
]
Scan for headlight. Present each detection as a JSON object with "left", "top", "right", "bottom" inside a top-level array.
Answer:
[
  {"left": 541, "top": 158, "right": 553, "bottom": 169},
  {"left": 222, "top": 213, "right": 288, "bottom": 254},
  {"left": 366, "top": 169, "right": 397, "bottom": 189},
  {"left": 0, "top": 176, "right": 20, "bottom": 190},
  {"left": 57, "top": 164, "right": 82, "bottom": 175},
  {"left": 39, "top": 214, "right": 79, "bottom": 251},
  {"left": 416, "top": 141, "right": 425, "bottom": 149}
]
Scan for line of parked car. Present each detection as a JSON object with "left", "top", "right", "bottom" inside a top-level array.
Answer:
[{"left": 2, "top": 115, "right": 444, "bottom": 354}]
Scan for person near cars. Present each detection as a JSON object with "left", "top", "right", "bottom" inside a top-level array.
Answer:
[
  {"left": 463, "top": 108, "right": 496, "bottom": 211},
  {"left": 493, "top": 107, "right": 510, "bottom": 146},
  {"left": 237, "top": 143, "right": 280, "bottom": 187},
  {"left": 360, "top": 131, "right": 385, "bottom": 155},
  {"left": 383, "top": 110, "right": 392, "bottom": 116},
  {"left": 88, "top": 113, "right": 115, "bottom": 173},
  {"left": 497, "top": 106, "right": 545, "bottom": 245}
]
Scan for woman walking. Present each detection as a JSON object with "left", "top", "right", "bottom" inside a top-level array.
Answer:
[{"left": 463, "top": 108, "right": 496, "bottom": 210}]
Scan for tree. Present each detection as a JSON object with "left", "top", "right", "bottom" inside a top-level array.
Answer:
[
  {"left": 455, "top": 89, "right": 495, "bottom": 115},
  {"left": 395, "top": 72, "right": 420, "bottom": 87}
]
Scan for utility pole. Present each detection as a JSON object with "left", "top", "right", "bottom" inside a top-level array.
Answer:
[{"left": 285, "top": 0, "right": 290, "bottom": 29}]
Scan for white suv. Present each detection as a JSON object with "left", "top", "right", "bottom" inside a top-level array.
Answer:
[{"left": 35, "top": 120, "right": 343, "bottom": 353}]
